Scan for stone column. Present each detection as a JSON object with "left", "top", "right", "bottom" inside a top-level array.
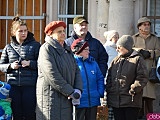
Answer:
[
  {"left": 96, "top": 0, "right": 109, "bottom": 44},
  {"left": 108, "top": 0, "right": 134, "bottom": 37},
  {"left": 88, "top": 0, "right": 98, "bottom": 38},
  {"left": 46, "top": 0, "right": 58, "bottom": 24}
]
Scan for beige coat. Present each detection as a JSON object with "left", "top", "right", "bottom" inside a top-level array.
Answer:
[{"left": 132, "top": 33, "right": 160, "bottom": 99}]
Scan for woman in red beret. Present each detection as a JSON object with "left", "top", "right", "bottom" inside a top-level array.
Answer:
[{"left": 36, "top": 21, "right": 83, "bottom": 120}]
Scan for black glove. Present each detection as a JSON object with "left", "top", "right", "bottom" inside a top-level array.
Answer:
[
  {"left": 70, "top": 89, "right": 81, "bottom": 106},
  {"left": 158, "top": 67, "right": 160, "bottom": 75},
  {"left": 139, "top": 49, "right": 151, "bottom": 59}
]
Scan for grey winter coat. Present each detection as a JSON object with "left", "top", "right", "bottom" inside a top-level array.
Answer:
[
  {"left": 106, "top": 50, "right": 148, "bottom": 108},
  {"left": 36, "top": 36, "right": 83, "bottom": 120}
]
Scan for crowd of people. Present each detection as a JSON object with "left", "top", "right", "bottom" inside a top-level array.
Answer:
[{"left": 0, "top": 14, "right": 159, "bottom": 120}]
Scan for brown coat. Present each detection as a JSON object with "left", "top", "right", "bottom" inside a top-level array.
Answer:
[
  {"left": 107, "top": 50, "right": 148, "bottom": 108},
  {"left": 132, "top": 33, "right": 160, "bottom": 99}
]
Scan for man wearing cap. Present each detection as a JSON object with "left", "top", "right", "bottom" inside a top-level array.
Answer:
[
  {"left": 132, "top": 17, "right": 160, "bottom": 119},
  {"left": 65, "top": 16, "right": 108, "bottom": 77}
]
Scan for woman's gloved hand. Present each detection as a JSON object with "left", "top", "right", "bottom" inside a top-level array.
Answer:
[
  {"left": 139, "top": 49, "right": 151, "bottom": 59},
  {"left": 70, "top": 89, "right": 81, "bottom": 106}
]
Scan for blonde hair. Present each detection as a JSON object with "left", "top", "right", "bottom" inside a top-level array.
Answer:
[{"left": 11, "top": 15, "right": 27, "bottom": 36}]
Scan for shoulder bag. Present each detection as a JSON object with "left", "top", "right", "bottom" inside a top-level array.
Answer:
[{"left": 149, "top": 51, "right": 160, "bottom": 83}]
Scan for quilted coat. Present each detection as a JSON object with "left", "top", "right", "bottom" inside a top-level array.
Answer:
[
  {"left": 36, "top": 36, "right": 83, "bottom": 120},
  {"left": 0, "top": 32, "right": 41, "bottom": 86},
  {"left": 74, "top": 55, "right": 104, "bottom": 108}
]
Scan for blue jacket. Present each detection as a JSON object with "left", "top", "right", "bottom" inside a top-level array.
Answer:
[
  {"left": 74, "top": 55, "right": 104, "bottom": 108},
  {"left": 65, "top": 31, "right": 108, "bottom": 77}
]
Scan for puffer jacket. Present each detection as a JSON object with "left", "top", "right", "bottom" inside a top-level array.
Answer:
[
  {"left": 103, "top": 40, "right": 118, "bottom": 68},
  {"left": 65, "top": 31, "right": 108, "bottom": 77},
  {"left": 0, "top": 32, "right": 41, "bottom": 86},
  {"left": 106, "top": 50, "right": 148, "bottom": 108},
  {"left": 36, "top": 36, "right": 82, "bottom": 120},
  {"left": 74, "top": 55, "right": 104, "bottom": 108}
]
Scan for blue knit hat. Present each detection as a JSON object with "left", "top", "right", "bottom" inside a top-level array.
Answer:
[{"left": 0, "top": 81, "right": 11, "bottom": 99}]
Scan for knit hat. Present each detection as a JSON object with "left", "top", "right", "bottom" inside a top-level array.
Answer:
[
  {"left": 0, "top": 81, "right": 11, "bottom": 99},
  {"left": 104, "top": 30, "right": 119, "bottom": 41},
  {"left": 137, "top": 17, "right": 151, "bottom": 28},
  {"left": 71, "top": 38, "right": 89, "bottom": 54},
  {"left": 44, "top": 21, "right": 66, "bottom": 35},
  {"left": 73, "top": 16, "right": 89, "bottom": 24},
  {"left": 116, "top": 35, "right": 134, "bottom": 51}
]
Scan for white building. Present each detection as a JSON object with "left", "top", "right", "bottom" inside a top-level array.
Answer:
[{"left": 47, "top": 0, "right": 160, "bottom": 44}]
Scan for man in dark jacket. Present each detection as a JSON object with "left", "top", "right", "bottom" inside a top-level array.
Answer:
[{"left": 65, "top": 16, "right": 108, "bottom": 77}]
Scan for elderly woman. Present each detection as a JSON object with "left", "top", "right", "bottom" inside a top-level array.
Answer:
[
  {"left": 36, "top": 21, "right": 83, "bottom": 120},
  {"left": 106, "top": 35, "right": 148, "bottom": 120},
  {"left": 71, "top": 38, "right": 104, "bottom": 120},
  {"left": 103, "top": 30, "right": 119, "bottom": 68}
]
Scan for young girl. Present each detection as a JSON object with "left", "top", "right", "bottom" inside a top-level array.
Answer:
[{"left": 0, "top": 15, "right": 41, "bottom": 120}]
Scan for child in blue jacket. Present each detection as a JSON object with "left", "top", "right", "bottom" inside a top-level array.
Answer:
[
  {"left": 71, "top": 38, "right": 104, "bottom": 120},
  {"left": 0, "top": 81, "right": 12, "bottom": 120}
]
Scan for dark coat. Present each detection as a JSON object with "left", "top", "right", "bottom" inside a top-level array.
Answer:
[
  {"left": 36, "top": 36, "right": 83, "bottom": 120},
  {"left": 65, "top": 31, "right": 108, "bottom": 77},
  {"left": 106, "top": 50, "right": 148, "bottom": 108},
  {"left": 0, "top": 32, "right": 40, "bottom": 86}
]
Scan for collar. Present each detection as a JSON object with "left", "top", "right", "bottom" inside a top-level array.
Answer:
[{"left": 45, "top": 36, "right": 71, "bottom": 55}]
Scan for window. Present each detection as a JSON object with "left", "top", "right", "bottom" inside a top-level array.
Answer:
[
  {"left": 58, "top": 0, "right": 88, "bottom": 37},
  {"left": 146, "top": 0, "right": 160, "bottom": 37}
]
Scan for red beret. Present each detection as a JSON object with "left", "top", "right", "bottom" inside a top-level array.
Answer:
[
  {"left": 44, "top": 21, "right": 66, "bottom": 35},
  {"left": 71, "top": 38, "right": 89, "bottom": 54}
]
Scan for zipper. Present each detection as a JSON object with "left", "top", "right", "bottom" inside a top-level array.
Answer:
[{"left": 82, "top": 61, "right": 91, "bottom": 107}]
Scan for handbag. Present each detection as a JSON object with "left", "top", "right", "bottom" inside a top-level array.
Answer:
[
  {"left": 156, "top": 57, "right": 160, "bottom": 81},
  {"left": 149, "top": 51, "right": 160, "bottom": 83}
]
